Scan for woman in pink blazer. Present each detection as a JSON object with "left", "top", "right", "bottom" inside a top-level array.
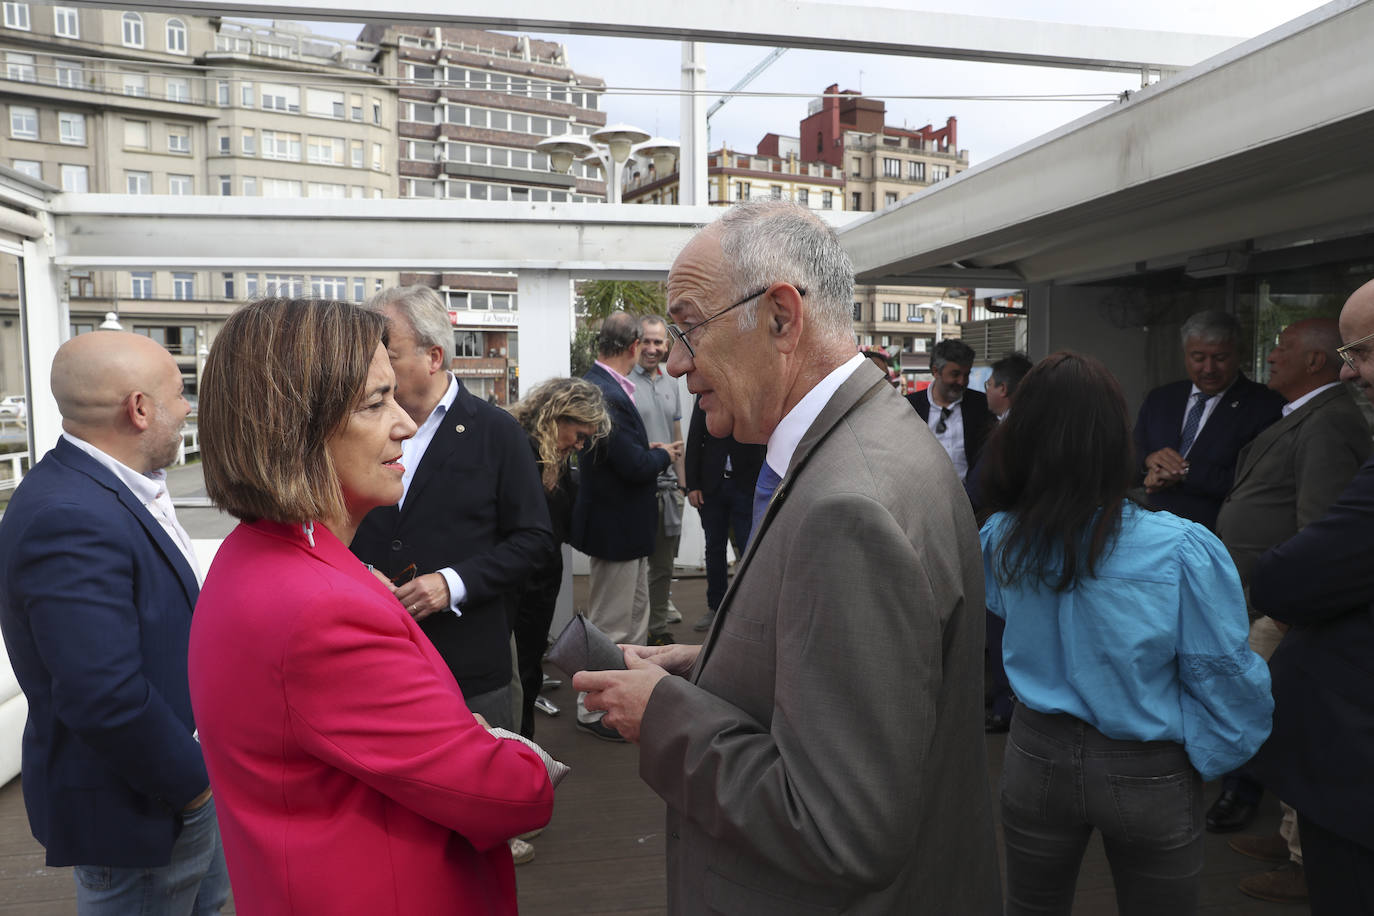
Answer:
[{"left": 191, "top": 298, "right": 554, "bottom": 914}]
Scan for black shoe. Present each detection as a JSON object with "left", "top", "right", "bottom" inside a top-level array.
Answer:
[
  {"left": 984, "top": 712, "right": 1010, "bottom": 734},
  {"left": 692, "top": 611, "right": 716, "bottom": 632},
  {"left": 648, "top": 631, "right": 676, "bottom": 646},
  {"left": 575, "top": 718, "right": 626, "bottom": 742},
  {"left": 1206, "top": 789, "right": 1258, "bottom": 833}
]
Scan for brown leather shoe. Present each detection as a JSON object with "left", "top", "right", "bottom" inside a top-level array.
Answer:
[
  {"left": 1238, "top": 861, "right": 1308, "bottom": 904},
  {"left": 1229, "top": 831, "right": 1290, "bottom": 864}
]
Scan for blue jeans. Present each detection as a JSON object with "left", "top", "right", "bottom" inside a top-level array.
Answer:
[
  {"left": 1001, "top": 705, "right": 1203, "bottom": 916},
  {"left": 699, "top": 475, "right": 754, "bottom": 612},
  {"left": 74, "top": 797, "right": 230, "bottom": 916}
]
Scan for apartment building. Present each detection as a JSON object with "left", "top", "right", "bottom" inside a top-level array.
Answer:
[
  {"left": 0, "top": 6, "right": 399, "bottom": 397},
  {"left": 623, "top": 133, "right": 844, "bottom": 210},
  {"left": 800, "top": 83, "right": 969, "bottom": 213},
  {"left": 360, "top": 24, "right": 610, "bottom": 402}
]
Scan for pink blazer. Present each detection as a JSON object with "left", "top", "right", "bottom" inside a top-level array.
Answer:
[{"left": 189, "top": 519, "right": 553, "bottom": 915}]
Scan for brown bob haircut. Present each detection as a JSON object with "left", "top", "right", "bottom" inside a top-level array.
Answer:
[{"left": 200, "top": 297, "right": 386, "bottom": 524}]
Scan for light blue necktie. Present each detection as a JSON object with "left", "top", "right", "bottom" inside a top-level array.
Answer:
[
  {"left": 1179, "top": 392, "right": 1208, "bottom": 457},
  {"left": 751, "top": 462, "right": 782, "bottom": 541}
]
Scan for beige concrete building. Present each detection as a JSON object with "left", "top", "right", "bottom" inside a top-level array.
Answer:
[
  {"left": 623, "top": 134, "right": 844, "bottom": 211},
  {"left": 0, "top": 8, "right": 399, "bottom": 398}
]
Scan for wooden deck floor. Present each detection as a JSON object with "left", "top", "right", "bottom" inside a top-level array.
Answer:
[{"left": 0, "top": 573, "right": 1305, "bottom": 915}]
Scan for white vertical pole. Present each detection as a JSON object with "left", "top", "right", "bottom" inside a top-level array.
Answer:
[
  {"left": 21, "top": 213, "right": 65, "bottom": 460},
  {"left": 680, "top": 42, "right": 708, "bottom": 207}
]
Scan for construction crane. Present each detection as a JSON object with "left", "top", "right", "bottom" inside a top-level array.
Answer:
[{"left": 706, "top": 47, "right": 789, "bottom": 142}]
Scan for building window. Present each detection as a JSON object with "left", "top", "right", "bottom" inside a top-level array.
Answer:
[
  {"left": 262, "top": 178, "right": 302, "bottom": 198},
  {"left": 372, "top": 100, "right": 381, "bottom": 124},
  {"left": 6, "top": 51, "right": 34, "bottom": 82},
  {"left": 60, "top": 163, "right": 88, "bottom": 191},
  {"left": 217, "top": 175, "right": 230, "bottom": 195},
  {"left": 907, "top": 303, "right": 921, "bottom": 320},
  {"left": 244, "top": 273, "right": 258, "bottom": 297},
  {"left": 126, "top": 171, "right": 150, "bottom": 194},
  {"left": 770, "top": 185, "right": 783, "bottom": 200},
  {"left": 350, "top": 139, "right": 363, "bottom": 168},
  {"left": 852, "top": 301, "right": 863, "bottom": 322},
  {"left": 54, "top": 58, "right": 82, "bottom": 87},
  {"left": 167, "top": 127, "right": 190, "bottom": 153},
  {"left": 217, "top": 127, "right": 229, "bottom": 154},
  {"left": 883, "top": 302, "right": 900, "bottom": 322},
  {"left": 822, "top": 190, "right": 833, "bottom": 209},
  {"left": 130, "top": 272, "right": 153, "bottom": 298},
  {"left": 11, "top": 159, "right": 39, "bottom": 179},
  {"left": 241, "top": 176, "right": 256, "bottom": 196},
  {"left": 733, "top": 181, "right": 750, "bottom": 201},
  {"left": 352, "top": 277, "right": 365, "bottom": 301},
  {"left": 307, "top": 182, "right": 345, "bottom": 198},
  {"left": 168, "top": 174, "right": 192, "bottom": 195},
  {"left": 260, "top": 83, "right": 299, "bottom": 113},
  {"left": 454, "top": 331, "right": 480, "bottom": 358},
  {"left": 3, "top": 2, "right": 29, "bottom": 30},
  {"left": 931, "top": 165, "right": 949, "bottom": 182},
  {"left": 217, "top": 80, "right": 230, "bottom": 106},
  {"left": 311, "top": 276, "right": 347, "bottom": 298},
  {"left": 350, "top": 93, "right": 362, "bottom": 121},
  {"left": 53, "top": 5, "right": 77, "bottom": 37},
  {"left": 121, "top": 11, "right": 143, "bottom": 48},
  {"left": 241, "top": 82, "right": 252, "bottom": 107},
  {"left": 851, "top": 157, "right": 862, "bottom": 177},
  {"left": 884, "top": 192, "right": 898, "bottom": 207},
  {"left": 907, "top": 161, "right": 924, "bottom": 181},
  {"left": 240, "top": 128, "right": 254, "bottom": 155},
  {"left": 851, "top": 191, "right": 862, "bottom": 211},
  {"left": 222, "top": 272, "right": 234, "bottom": 298},
  {"left": 264, "top": 274, "right": 304, "bottom": 297},
  {"left": 165, "top": 77, "right": 189, "bottom": 102},
  {"left": 124, "top": 119, "right": 149, "bottom": 149},
  {"left": 9, "top": 105, "right": 36, "bottom": 139},
  {"left": 261, "top": 130, "right": 301, "bottom": 161},
  {"left": 165, "top": 18, "right": 186, "bottom": 54},
  {"left": 797, "top": 188, "right": 809, "bottom": 206},
  {"left": 307, "top": 135, "right": 342, "bottom": 165},
  {"left": 883, "top": 157, "right": 900, "bottom": 178},
  {"left": 122, "top": 72, "right": 147, "bottom": 97},
  {"left": 137, "top": 324, "right": 195, "bottom": 353},
  {"left": 305, "top": 88, "right": 344, "bottom": 119},
  {"left": 371, "top": 143, "right": 383, "bottom": 171},
  {"left": 172, "top": 272, "right": 194, "bottom": 299},
  {"left": 58, "top": 111, "right": 85, "bottom": 144}
]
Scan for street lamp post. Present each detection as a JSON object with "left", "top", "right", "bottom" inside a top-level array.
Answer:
[{"left": 536, "top": 123, "right": 655, "bottom": 204}]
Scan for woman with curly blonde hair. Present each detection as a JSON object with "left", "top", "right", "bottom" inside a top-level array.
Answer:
[{"left": 508, "top": 378, "right": 610, "bottom": 737}]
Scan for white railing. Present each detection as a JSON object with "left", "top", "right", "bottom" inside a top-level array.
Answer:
[{"left": 0, "top": 427, "right": 199, "bottom": 493}]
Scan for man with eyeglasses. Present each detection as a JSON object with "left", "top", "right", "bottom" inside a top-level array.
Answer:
[
  {"left": 1246, "top": 278, "right": 1374, "bottom": 914},
  {"left": 906, "top": 338, "right": 996, "bottom": 483},
  {"left": 575, "top": 201, "right": 999, "bottom": 913},
  {"left": 1208, "top": 319, "right": 1369, "bottom": 900}
]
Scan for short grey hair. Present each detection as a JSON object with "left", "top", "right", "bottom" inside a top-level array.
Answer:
[
  {"left": 367, "top": 285, "right": 454, "bottom": 366},
  {"left": 714, "top": 200, "right": 854, "bottom": 341},
  {"left": 640, "top": 314, "right": 668, "bottom": 334},
  {"left": 1179, "top": 309, "right": 1240, "bottom": 348},
  {"left": 930, "top": 338, "right": 975, "bottom": 373}
]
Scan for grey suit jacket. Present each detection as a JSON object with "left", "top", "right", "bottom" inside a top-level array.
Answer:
[
  {"left": 1217, "top": 383, "right": 1372, "bottom": 611},
  {"left": 639, "top": 361, "right": 1000, "bottom": 915}
]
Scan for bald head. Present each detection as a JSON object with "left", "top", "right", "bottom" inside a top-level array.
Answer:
[
  {"left": 1339, "top": 280, "right": 1374, "bottom": 403},
  {"left": 52, "top": 331, "right": 189, "bottom": 472}
]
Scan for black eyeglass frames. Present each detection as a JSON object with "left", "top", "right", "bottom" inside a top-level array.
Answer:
[{"left": 666, "top": 285, "right": 807, "bottom": 360}]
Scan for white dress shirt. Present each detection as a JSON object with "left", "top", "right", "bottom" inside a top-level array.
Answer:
[
  {"left": 398, "top": 374, "right": 468, "bottom": 615},
  {"left": 765, "top": 353, "right": 866, "bottom": 477}
]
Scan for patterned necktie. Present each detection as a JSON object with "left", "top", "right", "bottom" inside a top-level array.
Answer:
[
  {"left": 1179, "top": 392, "right": 1208, "bottom": 457},
  {"left": 751, "top": 462, "right": 783, "bottom": 542}
]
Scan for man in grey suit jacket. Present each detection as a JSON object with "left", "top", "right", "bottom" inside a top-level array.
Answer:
[
  {"left": 1212, "top": 317, "right": 1371, "bottom": 900},
  {"left": 576, "top": 201, "right": 1000, "bottom": 914}
]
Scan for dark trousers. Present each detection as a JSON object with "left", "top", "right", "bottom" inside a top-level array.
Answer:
[
  {"left": 699, "top": 475, "right": 755, "bottom": 612},
  {"left": 1299, "top": 813, "right": 1374, "bottom": 915},
  {"left": 985, "top": 610, "right": 1013, "bottom": 719},
  {"left": 513, "top": 563, "right": 561, "bottom": 738},
  {"left": 1001, "top": 705, "right": 1204, "bottom": 916}
]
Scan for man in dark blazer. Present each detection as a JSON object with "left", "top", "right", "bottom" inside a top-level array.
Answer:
[
  {"left": 571, "top": 311, "right": 678, "bottom": 739},
  {"left": 906, "top": 338, "right": 996, "bottom": 482},
  {"left": 1211, "top": 319, "right": 1370, "bottom": 898},
  {"left": 578, "top": 202, "right": 999, "bottom": 913},
  {"left": 1134, "top": 309, "right": 1285, "bottom": 530},
  {"left": 352, "top": 287, "right": 554, "bottom": 732},
  {"left": 1246, "top": 280, "right": 1374, "bottom": 914},
  {"left": 682, "top": 396, "right": 765, "bottom": 632},
  {"left": 0, "top": 332, "right": 227, "bottom": 911}
]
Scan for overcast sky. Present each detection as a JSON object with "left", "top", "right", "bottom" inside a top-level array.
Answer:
[{"left": 300, "top": 0, "right": 1327, "bottom": 164}]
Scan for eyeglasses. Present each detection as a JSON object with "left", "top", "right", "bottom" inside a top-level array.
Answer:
[
  {"left": 935, "top": 405, "right": 952, "bottom": 435},
  {"left": 1337, "top": 330, "right": 1374, "bottom": 372},
  {"left": 667, "top": 285, "right": 807, "bottom": 360},
  {"left": 391, "top": 563, "right": 417, "bottom": 586}
]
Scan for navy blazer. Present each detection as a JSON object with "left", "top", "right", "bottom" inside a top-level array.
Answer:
[
  {"left": 0, "top": 438, "right": 206, "bottom": 867},
  {"left": 1248, "top": 453, "right": 1374, "bottom": 850},
  {"left": 1133, "top": 374, "right": 1284, "bottom": 530},
  {"left": 683, "top": 398, "right": 766, "bottom": 497},
  {"left": 351, "top": 380, "right": 554, "bottom": 698},
  {"left": 905, "top": 387, "right": 997, "bottom": 478},
  {"left": 571, "top": 363, "right": 671, "bottom": 561}
]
